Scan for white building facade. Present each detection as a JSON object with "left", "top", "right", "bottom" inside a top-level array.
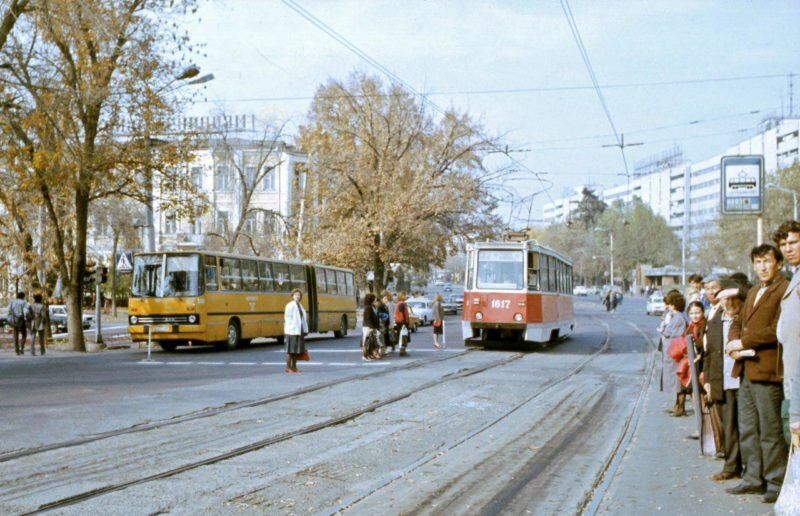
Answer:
[
  {"left": 153, "top": 138, "right": 307, "bottom": 251},
  {"left": 541, "top": 118, "right": 800, "bottom": 254}
]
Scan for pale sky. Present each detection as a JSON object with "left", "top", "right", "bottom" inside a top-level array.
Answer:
[{"left": 186, "top": 1, "right": 800, "bottom": 223}]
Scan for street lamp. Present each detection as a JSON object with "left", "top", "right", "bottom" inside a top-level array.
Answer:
[
  {"left": 766, "top": 183, "right": 798, "bottom": 221},
  {"left": 594, "top": 228, "right": 614, "bottom": 288},
  {"left": 143, "top": 66, "right": 214, "bottom": 252}
]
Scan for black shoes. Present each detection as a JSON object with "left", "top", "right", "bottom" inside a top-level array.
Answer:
[
  {"left": 761, "top": 491, "right": 779, "bottom": 503},
  {"left": 725, "top": 483, "right": 766, "bottom": 495}
]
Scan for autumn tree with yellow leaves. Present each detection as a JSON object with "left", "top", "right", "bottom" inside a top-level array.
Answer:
[
  {"left": 298, "top": 74, "right": 501, "bottom": 293},
  {"left": 0, "top": 0, "right": 202, "bottom": 351}
]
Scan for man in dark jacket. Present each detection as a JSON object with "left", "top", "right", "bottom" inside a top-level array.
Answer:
[
  {"left": 704, "top": 283, "right": 745, "bottom": 481},
  {"left": 7, "top": 291, "right": 29, "bottom": 355},
  {"left": 726, "top": 245, "right": 789, "bottom": 503}
]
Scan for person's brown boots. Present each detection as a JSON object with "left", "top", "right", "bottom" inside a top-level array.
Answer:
[{"left": 672, "top": 393, "right": 686, "bottom": 417}]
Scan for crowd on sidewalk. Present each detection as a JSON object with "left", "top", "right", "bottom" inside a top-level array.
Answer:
[{"left": 657, "top": 220, "right": 800, "bottom": 507}]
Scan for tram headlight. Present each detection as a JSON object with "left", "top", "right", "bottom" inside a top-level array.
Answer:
[
  {"left": 129, "top": 316, "right": 138, "bottom": 325},
  {"left": 475, "top": 312, "right": 483, "bottom": 321},
  {"left": 188, "top": 314, "right": 198, "bottom": 324},
  {"left": 514, "top": 313, "right": 523, "bottom": 322}
]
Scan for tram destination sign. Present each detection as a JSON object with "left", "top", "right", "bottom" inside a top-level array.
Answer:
[{"left": 720, "top": 155, "right": 764, "bottom": 215}]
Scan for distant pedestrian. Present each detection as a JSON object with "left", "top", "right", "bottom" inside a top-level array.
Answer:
[
  {"left": 660, "top": 290, "right": 687, "bottom": 410},
  {"left": 377, "top": 292, "right": 391, "bottom": 356},
  {"left": 773, "top": 221, "right": 800, "bottom": 444},
  {"left": 7, "top": 292, "right": 29, "bottom": 356},
  {"left": 362, "top": 293, "right": 382, "bottom": 361},
  {"left": 28, "top": 293, "right": 47, "bottom": 356},
  {"left": 283, "top": 288, "right": 308, "bottom": 373},
  {"left": 726, "top": 244, "right": 788, "bottom": 503},
  {"left": 381, "top": 291, "right": 396, "bottom": 353},
  {"left": 602, "top": 288, "right": 613, "bottom": 312},
  {"left": 432, "top": 293, "right": 444, "bottom": 349},
  {"left": 394, "top": 291, "right": 411, "bottom": 356}
]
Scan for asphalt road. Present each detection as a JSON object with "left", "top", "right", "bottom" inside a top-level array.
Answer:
[{"left": 0, "top": 295, "right": 767, "bottom": 514}]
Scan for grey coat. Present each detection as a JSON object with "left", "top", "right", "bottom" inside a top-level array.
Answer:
[
  {"left": 660, "top": 310, "right": 688, "bottom": 394},
  {"left": 778, "top": 270, "right": 800, "bottom": 399}
]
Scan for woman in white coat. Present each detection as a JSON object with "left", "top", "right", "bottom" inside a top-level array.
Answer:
[{"left": 284, "top": 288, "right": 309, "bottom": 373}]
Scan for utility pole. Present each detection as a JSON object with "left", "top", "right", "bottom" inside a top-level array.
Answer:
[{"left": 603, "top": 133, "right": 643, "bottom": 203}]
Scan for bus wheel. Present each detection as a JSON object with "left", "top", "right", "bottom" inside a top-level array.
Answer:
[
  {"left": 224, "top": 320, "right": 241, "bottom": 351},
  {"left": 159, "top": 342, "right": 177, "bottom": 352},
  {"left": 333, "top": 316, "right": 348, "bottom": 338}
]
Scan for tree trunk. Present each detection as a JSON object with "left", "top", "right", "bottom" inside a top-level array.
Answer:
[{"left": 66, "top": 187, "right": 90, "bottom": 352}]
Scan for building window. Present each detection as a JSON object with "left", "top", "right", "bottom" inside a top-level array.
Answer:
[
  {"left": 190, "top": 219, "right": 202, "bottom": 235},
  {"left": 244, "top": 166, "right": 258, "bottom": 189},
  {"left": 262, "top": 169, "right": 276, "bottom": 191},
  {"left": 216, "top": 211, "right": 229, "bottom": 234},
  {"left": 191, "top": 167, "right": 203, "bottom": 190},
  {"left": 164, "top": 213, "right": 177, "bottom": 235},
  {"left": 214, "top": 165, "right": 232, "bottom": 191},
  {"left": 244, "top": 212, "right": 257, "bottom": 234}
]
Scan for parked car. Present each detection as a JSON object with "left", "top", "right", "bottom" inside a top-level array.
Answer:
[
  {"left": 407, "top": 298, "right": 435, "bottom": 326},
  {"left": 407, "top": 307, "right": 421, "bottom": 332},
  {"left": 646, "top": 293, "right": 666, "bottom": 316},
  {"left": 442, "top": 294, "right": 463, "bottom": 315},
  {"left": 573, "top": 285, "right": 589, "bottom": 296},
  {"left": 443, "top": 283, "right": 453, "bottom": 292},
  {"left": 49, "top": 305, "right": 94, "bottom": 332}
]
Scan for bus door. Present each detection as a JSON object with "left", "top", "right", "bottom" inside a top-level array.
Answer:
[{"left": 306, "top": 265, "right": 319, "bottom": 333}]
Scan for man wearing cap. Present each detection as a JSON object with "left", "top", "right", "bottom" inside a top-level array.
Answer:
[
  {"left": 705, "top": 284, "right": 745, "bottom": 481},
  {"left": 773, "top": 220, "right": 800, "bottom": 444},
  {"left": 725, "top": 244, "right": 789, "bottom": 503}
]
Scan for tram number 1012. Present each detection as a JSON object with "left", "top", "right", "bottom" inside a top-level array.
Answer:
[{"left": 490, "top": 299, "right": 511, "bottom": 309}]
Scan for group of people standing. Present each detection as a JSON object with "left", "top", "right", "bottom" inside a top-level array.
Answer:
[
  {"left": 6, "top": 291, "right": 47, "bottom": 356},
  {"left": 361, "top": 291, "right": 446, "bottom": 360},
  {"left": 657, "top": 220, "right": 800, "bottom": 504}
]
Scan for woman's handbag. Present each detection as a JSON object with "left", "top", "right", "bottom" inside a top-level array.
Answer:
[
  {"left": 667, "top": 336, "right": 686, "bottom": 362},
  {"left": 399, "top": 325, "right": 409, "bottom": 337},
  {"left": 775, "top": 434, "right": 800, "bottom": 515},
  {"left": 297, "top": 350, "right": 310, "bottom": 361}
]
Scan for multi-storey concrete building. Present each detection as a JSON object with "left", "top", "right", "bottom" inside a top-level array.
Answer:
[{"left": 542, "top": 118, "right": 800, "bottom": 256}]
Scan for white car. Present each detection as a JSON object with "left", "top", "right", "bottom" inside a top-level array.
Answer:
[
  {"left": 48, "top": 305, "right": 94, "bottom": 331},
  {"left": 407, "top": 298, "right": 435, "bottom": 325},
  {"left": 646, "top": 293, "right": 666, "bottom": 316},
  {"left": 573, "top": 285, "right": 589, "bottom": 296}
]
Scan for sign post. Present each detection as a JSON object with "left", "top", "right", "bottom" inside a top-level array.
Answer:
[{"left": 720, "top": 155, "right": 765, "bottom": 244}]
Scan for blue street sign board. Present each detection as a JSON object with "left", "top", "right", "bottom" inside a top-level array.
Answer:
[
  {"left": 720, "top": 155, "right": 764, "bottom": 215},
  {"left": 115, "top": 251, "right": 133, "bottom": 273}
]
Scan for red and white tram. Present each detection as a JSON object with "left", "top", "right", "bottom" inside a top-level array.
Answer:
[{"left": 462, "top": 239, "right": 575, "bottom": 346}]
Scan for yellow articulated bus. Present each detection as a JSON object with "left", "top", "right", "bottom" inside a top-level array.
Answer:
[{"left": 128, "top": 251, "right": 357, "bottom": 351}]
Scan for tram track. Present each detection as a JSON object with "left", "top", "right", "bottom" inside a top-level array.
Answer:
[
  {"left": 15, "top": 351, "right": 525, "bottom": 515},
  {"left": 0, "top": 349, "right": 469, "bottom": 465},
  {"left": 329, "top": 317, "right": 614, "bottom": 515},
  {"left": 578, "top": 321, "right": 658, "bottom": 515}
]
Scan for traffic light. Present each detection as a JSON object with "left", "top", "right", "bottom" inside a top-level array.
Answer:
[
  {"left": 100, "top": 266, "right": 109, "bottom": 284},
  {"left": 85, "top": 262, "right": 96, "bottom": 285}
]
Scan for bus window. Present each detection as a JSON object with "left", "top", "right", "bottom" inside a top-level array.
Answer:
[
  {"left": 336, "top": 271, "right": 346, "bottom": 295},
  {"left": 290, "top": 264, "right": 306, "bottom": 293},
  {"left": 345, "top": 272, "right": 354, "bottom": 296},
  {"left": 220, "top": 258, "right": 242, "bottom": 291},
  {"left": 527, "top": 252, "right": 539, "bottom": 291},
  {"left": 242, "top": 259, "right": 259, "bottom": 291},
  {"left": 316, "top": 268, "right": 327, "bottom": 294},
  {"left": 273, "top": 262, "right": 291, "bottom": 292},
  {"left": 549, "top": 257, "right": 557, "bottom": 293},
  {"left": 259, "top": 261, "right": 273, "bottom": 291},
  {"left": 326, "top": 269, "right": 338, "bottom": 295},
  {"left": 204, "top": 255, "right": 218, "bottom": 291}
]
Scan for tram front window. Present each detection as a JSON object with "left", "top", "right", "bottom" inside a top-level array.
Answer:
[{"left": 477, "top": 250, "right": 524, "bottom": 290}]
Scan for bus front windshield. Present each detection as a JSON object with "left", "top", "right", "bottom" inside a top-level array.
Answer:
[
  {"left": 131, "top": 254, "right": 202, "bottom": 298},
  {"left": 477, "top": 250, "right": 524, "bottom": 290}
]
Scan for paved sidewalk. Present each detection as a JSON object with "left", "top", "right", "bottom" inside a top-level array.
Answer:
[{"left": 596, "top": 351, "right": 772, "bottom": 515}]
